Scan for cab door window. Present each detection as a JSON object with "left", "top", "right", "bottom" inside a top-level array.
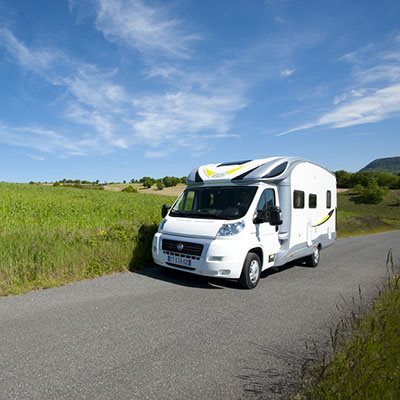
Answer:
[{"left": 257, "top": 189, "right": 276, "bottom": 210}]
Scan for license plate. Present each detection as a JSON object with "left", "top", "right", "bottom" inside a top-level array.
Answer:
[{"left": 167, "top": 255, "right": 191, "bottom": 267}]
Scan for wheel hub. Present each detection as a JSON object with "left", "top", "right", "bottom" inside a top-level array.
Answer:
[{"left": 249, "top": 260, "right": 260, "bottom": 283}]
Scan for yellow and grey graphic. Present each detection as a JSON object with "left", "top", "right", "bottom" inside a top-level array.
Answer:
[
  {"left": 204, "top": 164, "right": 246, "bottom": 178},
  {"left": 312, "top": 209, "right": 334, "bottom": 227}
]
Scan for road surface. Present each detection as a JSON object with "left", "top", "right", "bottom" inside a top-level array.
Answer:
[{"left": 0, "top": 231, "right": 399, "bottom": 399}]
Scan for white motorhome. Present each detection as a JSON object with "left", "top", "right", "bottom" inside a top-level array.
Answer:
[{"left": 152, "top": 157, "right": 336, "bottom": 289}]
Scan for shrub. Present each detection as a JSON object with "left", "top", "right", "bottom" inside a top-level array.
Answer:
[
  {"left": 156, "top": 181, "right": 165, "bottom": 190},
  {"left": 351, "top": 181, "right": 389, "bottom": 204},
  {"left": 53, "top": 182, "right": 61, "bottom": 187},
  {"left": 143, "top": 179, "right": 154, "bottom": 189},
  {"left": 122, "top": 185, "right": 138, "bottom": 193}
]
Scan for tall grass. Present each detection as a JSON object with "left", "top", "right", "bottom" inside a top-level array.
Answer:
[
  {"left": 0, "top": 183, "right": 174, "bottom": 295},
  {"left": 297, "top": 255, "right": 400, "bottom": 399}
]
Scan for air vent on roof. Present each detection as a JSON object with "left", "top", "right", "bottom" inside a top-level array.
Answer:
[
  {"left": 262, "top": 162, "right": 288, "bottom": 178},
  {"left": 217, "top": 160, "right": 252, "bottom": 167}
]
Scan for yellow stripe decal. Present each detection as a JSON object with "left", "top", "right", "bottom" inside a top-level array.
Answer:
[
  {"left": 226, "top": 165, "right": 245, "bottom": 175},
  {"left": 205, "top": 168, "right": 215, "bottom": 177},
  {"left": 313, "top": 209, "right": 334, "bottom": 227}
]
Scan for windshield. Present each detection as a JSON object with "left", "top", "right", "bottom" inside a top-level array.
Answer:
[{"left": 170, "top": 186, "right": 258, "bottom": 220}]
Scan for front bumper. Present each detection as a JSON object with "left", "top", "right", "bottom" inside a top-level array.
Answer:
[{"left": 152, "top": 232, "right": 247, "bottom": 279}]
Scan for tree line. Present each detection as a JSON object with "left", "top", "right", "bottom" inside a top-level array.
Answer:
[
  {"left": 335, "top": 170, "right": 400, "bottom": 204},
  {"left": 133, "top": 176, "right": 187, "bottom": 190}
]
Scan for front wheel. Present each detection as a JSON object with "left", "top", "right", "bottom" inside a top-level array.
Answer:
[
  {"left": 239, "top": 252, "right": 261, "bottom": 289},
  {"left": 304, "top": 246, "right": 321, "bottom": 268}
]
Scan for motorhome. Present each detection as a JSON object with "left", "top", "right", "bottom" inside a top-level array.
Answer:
[{"left": 152, "top": 157, "right": 336, "bottom": 289}]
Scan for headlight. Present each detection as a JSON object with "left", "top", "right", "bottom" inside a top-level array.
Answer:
[{"left": 217, "top": 220, "right": 245, "bottom": 236}]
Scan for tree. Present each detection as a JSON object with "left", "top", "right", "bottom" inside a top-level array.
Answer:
[
  {"left": 180, "top": 176, "right": 187, "bottom": 184},
  {"left": 335, "top": 170, "right": 352, "bottom": 188},
  {"left": 162, "top": 176, "right": 180, "bottom": 187},
  {"left": 351, "top": 180, "right": 389, "bottom": 204}
]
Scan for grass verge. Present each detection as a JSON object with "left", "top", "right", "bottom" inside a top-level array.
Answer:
[{"left": 297, "top": 262, "right": 400, "bottom": 399}]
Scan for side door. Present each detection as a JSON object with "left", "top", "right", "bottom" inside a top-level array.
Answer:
[{"left": 254, "top": 188, "right": 281, "bottom": 268}]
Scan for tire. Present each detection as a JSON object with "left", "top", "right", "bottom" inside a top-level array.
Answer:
[
  {"left": 304, "top": 246, "right": 321, "bottom": 268},
  {"left": 239, "top": 252, "right": 261, "bottom": 289}
]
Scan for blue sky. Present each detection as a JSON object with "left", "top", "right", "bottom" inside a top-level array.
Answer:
[{"left": 0, "top": 0, "right": 399, "bottom": 182}]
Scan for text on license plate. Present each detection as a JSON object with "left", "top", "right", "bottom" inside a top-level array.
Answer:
[{"left": 167, "top": 256, "right": 191, "bottom": 267}]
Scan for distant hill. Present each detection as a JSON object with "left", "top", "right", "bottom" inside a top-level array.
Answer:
[{"left": 360, "top": 157, "right": 400, "bottom": 174}]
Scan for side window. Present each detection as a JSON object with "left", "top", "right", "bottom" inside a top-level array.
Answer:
[
  {"left": 293, "top": 190, "right": 304, "bottom": 209},
  {"left": 179, "top": 191, "right": 195, "bottom": 211},
  {"left": 257, "top": 189, "right": 276, "bottom": 210},
  {"left": 309, "top": 194, "right": 317, "bottom": 208},
  {"left": 326, "top": 190, "right": 332, "bottom": 208}
]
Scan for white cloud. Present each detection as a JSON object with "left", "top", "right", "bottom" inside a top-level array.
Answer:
[
  {"left": 0, "top": 28, "right": 59, "bottom": 73},
  {"left": 280, "top": 67, "right": 295, "bottom": 77},
  {"left": 0, "top": 124, "right": 88, "bottom": 155},
  {"left": 278, "top": 85, "right": 400, "bottom": 135},
  {"left": 333, "top": 89, "right": 365, "bottom": 105},
  {"left": 88, "top": 0, "right": 200, "bottom": 58},
  {"left": 28, "top": 155, "right": 45, "bottom": 161},
  {"left": 1, "top": 8, "right": 246, "bottom": 159},
  {"left": 132, "top": 90, "right": 245, "bottom": 147},
  {"left": 58, "top": 65, "right": 127, "bottom": 109},
  {"left": 278, "top": 36, "right": 400, "bottom": 136}
]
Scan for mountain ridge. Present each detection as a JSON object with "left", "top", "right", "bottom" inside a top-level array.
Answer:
[{"left": 359, "top": 157, "right": 400, "bottom": 174}]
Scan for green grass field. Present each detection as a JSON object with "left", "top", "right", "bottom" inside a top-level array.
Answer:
[
  {"left": 0, "top": 183, "right": 174, "bottom": 296},
  {"left": 337, "top": 190, "right": 400, "bottom": 237}
]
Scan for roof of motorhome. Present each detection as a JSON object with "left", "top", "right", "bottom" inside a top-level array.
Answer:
[{"left": 187, "top": 156, "right": 334, "bottom": 185}]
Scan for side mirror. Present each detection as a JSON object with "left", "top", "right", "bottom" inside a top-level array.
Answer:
[
  {"left": 267, "top": 205, "right": 282, "bottom": 226},
  {"left": 161, "top": 204, "right": 170, "bottom": 218},
  {"left": 253, "top": 209, "right": 268, "bottom": 224}
]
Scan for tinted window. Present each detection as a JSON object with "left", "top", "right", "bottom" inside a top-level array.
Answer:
[
  {"left": 326, "top": 190, "right": 332, "bottom": 208},
  {"left": 293, "top": 190, "right": 304, "bottom": 209},
  {"left": 171, "top": 186, "right": 258, "bottom": 220},
  {"left": 257, "top": 189, "right": 276, "bottom": 210},
  {"left": 309, "top": 194, "right": 317, "bottom": 208}
]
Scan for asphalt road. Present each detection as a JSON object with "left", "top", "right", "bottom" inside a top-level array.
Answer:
[{"left": 1, "top": 231, "right": 399, "bottom": 400}]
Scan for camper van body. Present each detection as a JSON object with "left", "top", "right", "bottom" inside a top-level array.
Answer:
[{"left": 152, "top": 157, "right": 336, "bottom": 288}]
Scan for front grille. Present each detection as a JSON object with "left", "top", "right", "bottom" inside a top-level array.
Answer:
[{"left": 162, "top": 239, "right": 204, "bottom": 257}]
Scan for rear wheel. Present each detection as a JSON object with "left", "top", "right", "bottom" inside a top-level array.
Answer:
[
  {"left": 304, "top": 246, "right": 321, "bottom": 268},
  {"left": 239, "top": 252, "right": 261, "bottom": 289}
]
